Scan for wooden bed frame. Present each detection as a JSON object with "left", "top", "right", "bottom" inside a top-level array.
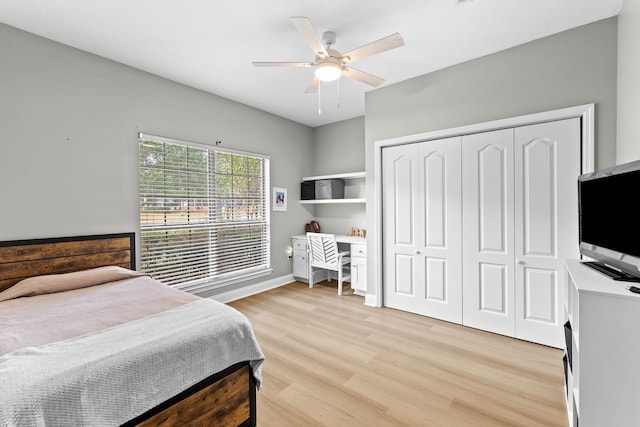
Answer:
[{"left": 0, "top": 233, "right": 257, "bottom": 427}]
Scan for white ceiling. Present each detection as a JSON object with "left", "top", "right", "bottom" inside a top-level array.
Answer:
[{"left": 0, "top": 0, "right": 624, "bottom": 128}]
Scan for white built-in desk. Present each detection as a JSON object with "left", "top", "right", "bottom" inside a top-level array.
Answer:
[{"left": 291, "top": 235, "right": 367, "bottom": 294}]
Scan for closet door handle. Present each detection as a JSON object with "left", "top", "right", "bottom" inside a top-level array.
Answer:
[
  {"left": 415, "top": 250, "right": 421, "bottom": 255},
  {"left": 516, "top": 259, "right": 525, "bottom": 265}
]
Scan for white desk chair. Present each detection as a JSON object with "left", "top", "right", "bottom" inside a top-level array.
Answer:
[{"left": 306, "top": 232, "right": 351, "bottom": 296}]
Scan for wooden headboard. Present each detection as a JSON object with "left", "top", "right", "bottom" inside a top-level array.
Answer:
[{"left": 0, "top": 233, "right": 135, "bottom": 292}]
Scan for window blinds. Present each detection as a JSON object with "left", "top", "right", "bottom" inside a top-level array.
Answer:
[{"left": 138, "top": 133, "right": 270, "bottom": 288}]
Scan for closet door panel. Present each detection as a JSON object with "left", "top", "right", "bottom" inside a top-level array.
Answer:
[
  {"left": 423, "top": 152, "right": 446, "bottom": 247},
  {"left": 422, "top": 152, "right": 448, "bottom": 303},
  {"left": 394, "top": 156, "right": 416, "bottom": 246},
  {"left": 522, "top": 136, "right": 555, "bottom": 255},
  {"left": 383, "top": 143, "right": 422, "bottom": 312},
  {"left": 462, "top": 128, "right": 515, "bottom": 336},
  {"left": 418, "top": 137, "right": 462, "bottom": 323},
  {"left": 523, "top": 267, "right": 556, "bottom": 322},
  {"left": 478, "top": 145, "right": 510, "bottom": 253},
  {"left": 394, "top": 254, "right": 415, "bottom": 296},
  {"left": 425, "top": 257, "right": 446, "bottom": 302},
  {"left": 514, "top": 118, "right": 580, "bottom": 348},
  {"left": 479, "top": 263, "right": 508, "bottom": 314}
]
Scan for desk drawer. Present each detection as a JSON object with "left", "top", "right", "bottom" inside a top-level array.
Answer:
[
  {"left": 351, "top": 244, "right": 366, "bottom": 257},
  {"left": 293, "top": 239, "right": 307, "bottom": 251}
]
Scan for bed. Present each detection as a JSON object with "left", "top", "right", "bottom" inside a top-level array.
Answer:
[{"left": 0, "top": 232, "right": 263, "bottom": 427}]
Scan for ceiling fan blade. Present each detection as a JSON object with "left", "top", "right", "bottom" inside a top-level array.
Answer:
[
  {"left": 305, "top": 76, "right": 320, "bottom": 93},
  {"left": 290, "top": 16, "right": 329, "bottom": 58},
  {"left": 343, "top": 66, "right": 385, "bottom": 87},
  {"left": 253, "top": 61, "right": 314, "bottom": 67},
  {"left": 341, "top": 33, "right": 404, "bottom": 63}
]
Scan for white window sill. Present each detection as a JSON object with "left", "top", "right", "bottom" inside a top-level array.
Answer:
[{"left": 174, "top": 268, "right": 274, "bottom": 294}]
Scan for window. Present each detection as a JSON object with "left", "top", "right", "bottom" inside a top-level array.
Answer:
[{"left": 138, "top": 133, "right": 270, "bottom": 291}]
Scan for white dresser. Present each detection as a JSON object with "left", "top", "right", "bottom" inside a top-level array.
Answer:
[{"left": 564, "top": 259, "right": 640, "bottom": 427}]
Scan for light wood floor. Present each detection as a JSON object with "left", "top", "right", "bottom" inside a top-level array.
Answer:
[{"left": 229, "top": 281, "right": 568, "bottom": 427}]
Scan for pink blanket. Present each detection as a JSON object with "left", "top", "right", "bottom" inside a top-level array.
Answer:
[{"left": 0, "top": 268, "right": 199, "bottom": 356}]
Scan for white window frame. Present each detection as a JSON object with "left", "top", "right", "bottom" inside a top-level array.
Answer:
[{"left": 138, "top": 132, "right": 271, "bottom": 293}]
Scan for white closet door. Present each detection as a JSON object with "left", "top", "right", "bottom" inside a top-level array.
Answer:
[
  {"left": 418, "top": 138, "right": 462, "bottom": 322},
  {"left": 383, "top": 138, "right": 462, "bottom": 323},
  {"left": 462, "top": 128, "right": 516, "bottom": 337},
  {"left": 513, "top": 118, "right": 580, "bottom": 347},
  {"left": 383, "top": 143, "right": 420, "bottom": 313}
]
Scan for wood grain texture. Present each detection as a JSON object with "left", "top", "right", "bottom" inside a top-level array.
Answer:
[
  {"left": 133, "top": 364, "right": 253, "bottom": 427},
  {"left": 229, "top": 281, "right": 569, "bottom": 427},
  {"left": 0, "top": 233, "right": 134, "bottom": 291}
]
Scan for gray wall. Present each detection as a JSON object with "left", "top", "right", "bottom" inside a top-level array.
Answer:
[
  {"left": 0, "top": 23, "right": 314, "bottom": 296},
  {"left": 309, "top": 116, "right": 366, "bottom": 235},
  {"left": 617, "top": 1, "right": 640, "bottom": 163},
  {"left": 366, "top": 17, "right": 618, "bottom": 169},
  {"left": 364, "top": 17, "right": 619, "bottom": 297},
  {"left": 312, "top": 116, "right": 365, "bottom": 175}
]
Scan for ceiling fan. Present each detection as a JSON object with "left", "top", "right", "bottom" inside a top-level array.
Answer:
[{"left": 253, "top": 17, "right": 404, "bottom": 93}]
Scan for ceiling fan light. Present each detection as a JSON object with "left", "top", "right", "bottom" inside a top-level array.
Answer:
[{"left": 315, "top": 62, "right": 342, "bottom": 81}]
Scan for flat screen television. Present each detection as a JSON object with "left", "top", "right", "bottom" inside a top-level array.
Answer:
[{"left": 578, "top": 159, "right": 640, "bottom": 281}]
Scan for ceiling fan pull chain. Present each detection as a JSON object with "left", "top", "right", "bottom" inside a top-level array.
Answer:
[
  {"left": 318, "top": 82, "right": 322, "bottom": 115},
  {"left": 337, "top": 79, "right": 340, "bottom": 109}
]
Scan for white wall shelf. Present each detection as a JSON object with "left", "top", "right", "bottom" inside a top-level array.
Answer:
[
  {"left": 300, "top": 171, "right": 366, "bottom": 204},
  {"left": 302, "top": 171, "right": 365, "bottom": 181},
  {"left": 300, "top": 198, "right": 366, "bottom": 205}
]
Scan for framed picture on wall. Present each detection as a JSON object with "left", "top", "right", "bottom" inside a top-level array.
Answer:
[{"left": 273, "top": 187, "right": 287, "bottom": 211}]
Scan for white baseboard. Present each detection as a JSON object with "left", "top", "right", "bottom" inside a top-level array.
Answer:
[
  {"left": 210, "top": 274, "right": 295, "bottom": 303},
  {"left": 364, "top": 294, "right": 378, "bottom": 307}
]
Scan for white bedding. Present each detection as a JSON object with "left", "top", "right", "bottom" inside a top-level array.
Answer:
[{"left": 0, "top": 298, "right": 264, "bottom": 426}]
